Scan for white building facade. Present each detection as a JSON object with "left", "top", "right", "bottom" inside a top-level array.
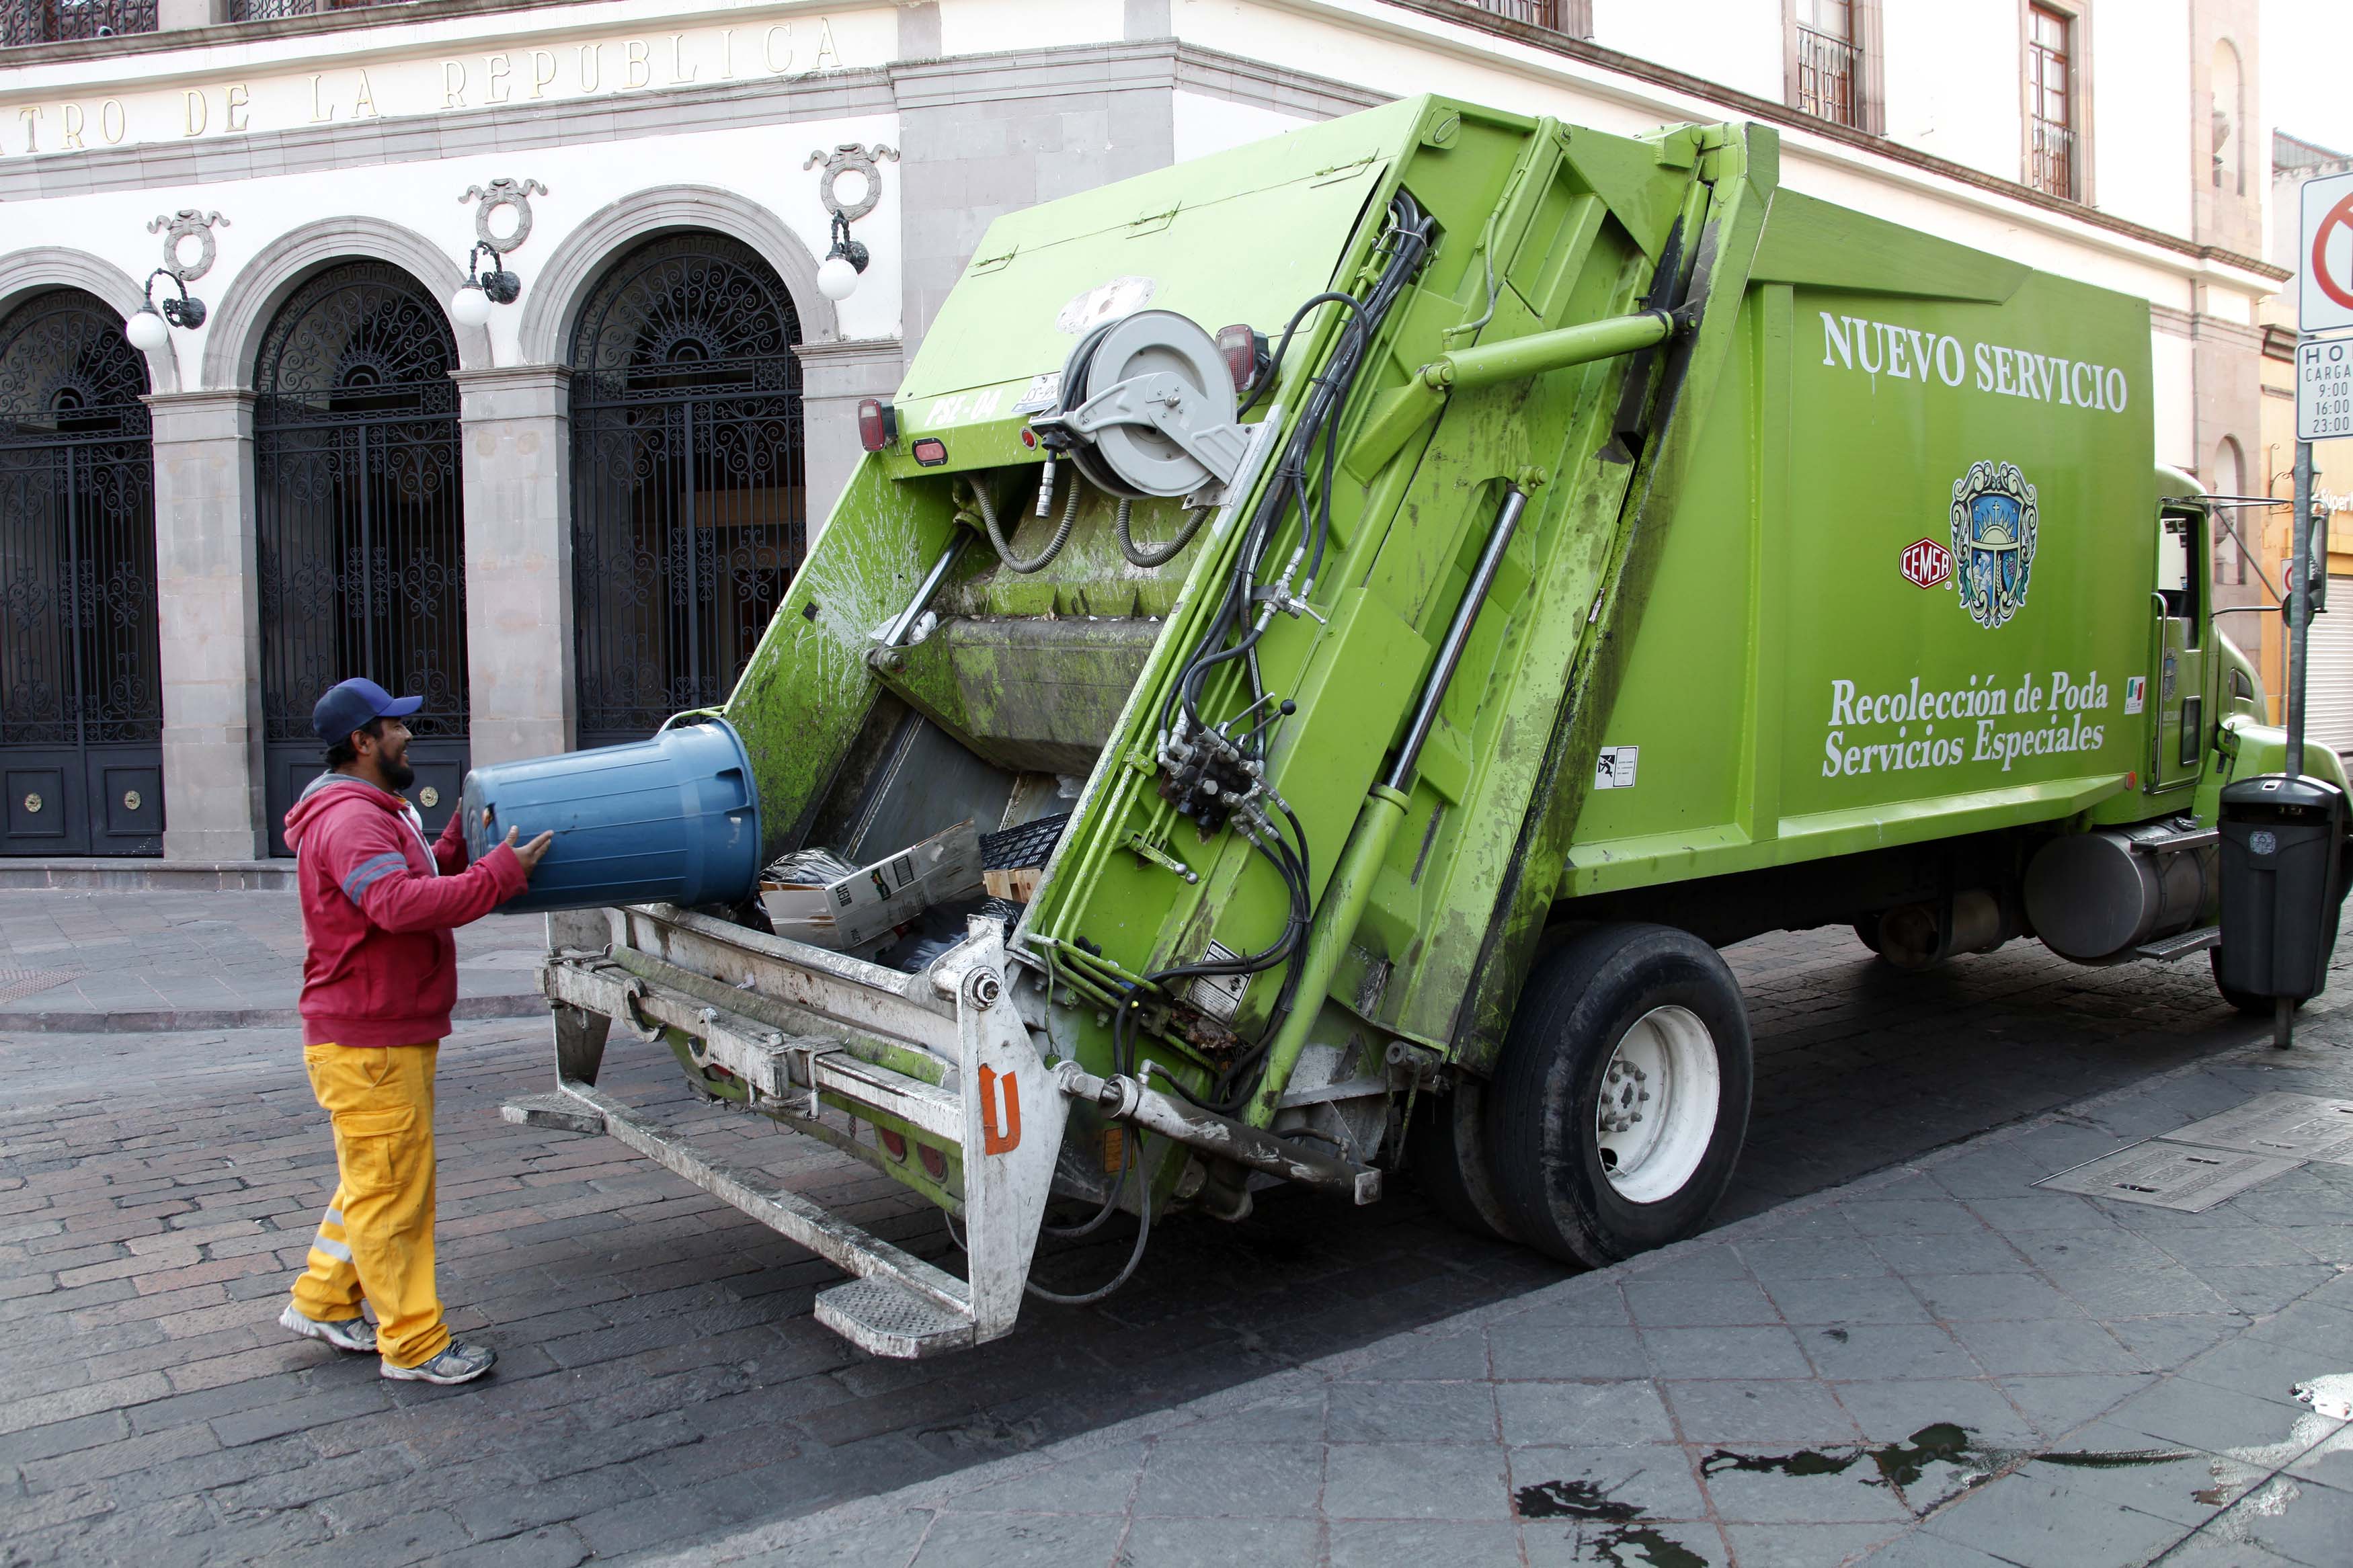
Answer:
[{"left": 0, "top": 0, "right": 2281, "bottom": 868}]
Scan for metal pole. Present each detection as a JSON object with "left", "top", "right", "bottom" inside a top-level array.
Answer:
[{"left": 2290, "top": 438, "right": 2315, "bottom": 779}]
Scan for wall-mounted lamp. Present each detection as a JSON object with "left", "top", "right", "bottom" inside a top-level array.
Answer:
[
  {"left": 807, "top": 143, "right": 898, "bottom": 304},
  {"left": 450, "top": 241, "right": 521, "bottom": 329},
  {"left": 127, "top": 208, "right": 228, "bottom": 354},
  {"left": 125, "top": 269, "right": 204, "bottom": 352},
  {"left": 817, "top": 212, "right": 869, "bottom": 302}
]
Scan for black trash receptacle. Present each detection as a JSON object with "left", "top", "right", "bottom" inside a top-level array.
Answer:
[{"left": 2216, "top": 774, "right": 2350, "bottom": 1003}]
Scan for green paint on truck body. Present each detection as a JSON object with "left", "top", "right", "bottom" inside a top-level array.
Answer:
[{"left": 716, "top": 96, "right": 2290, "bottom": 1212}]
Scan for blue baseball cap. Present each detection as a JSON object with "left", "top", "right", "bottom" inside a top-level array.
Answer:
[{"left": 313, "top": 677, "right": 423, "bottom": 742}]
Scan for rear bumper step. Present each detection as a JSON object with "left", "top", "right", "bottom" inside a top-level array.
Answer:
[{"left": 514, "top": 911, "right": 1070, "bottom": 1357}]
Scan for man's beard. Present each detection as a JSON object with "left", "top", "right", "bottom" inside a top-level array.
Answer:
[{"left": 384, "top": 755, "right": 416, "bottom": 791}]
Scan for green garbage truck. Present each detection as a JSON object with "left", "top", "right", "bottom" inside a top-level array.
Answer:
[{"left": 500, "top": 94, "right": 2338, "bottom": 1358}]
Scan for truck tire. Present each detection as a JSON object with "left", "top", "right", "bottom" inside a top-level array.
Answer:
[
  {"left": 1406, "top": 1079, "right": 1520, "bottom": 1244},
  {"left": 1485, "top": 923, "right": 1753, "bottom": 1268}
]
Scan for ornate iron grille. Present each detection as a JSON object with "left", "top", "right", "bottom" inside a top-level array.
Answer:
[
  {"left": 0, "top": 289, "right": 163, "bottom": 855},
  {"left": 569, "top": 233, "right": 805, "bottom": 750},
  {"left": 254, "top": 261, "right": 467, "bottom": 852},
  {"left": 1459, "top": 0, "right": 1560, "bottom": 28},
  {"left": 1, "top": 0, "right": 155, "bottom": 46},
  {"left": 1796, "top": 22, "right": 1860, "bottom": 128},
  {"left": 227, "top": 0, "right": 407, "bottom": 22}
]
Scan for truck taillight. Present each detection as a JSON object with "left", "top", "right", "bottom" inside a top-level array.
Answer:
[
  {"left": 857, "top": 398, "right": 898, "bottom": 451},
  {"left": 1216, "top": 323, "right": 1268, "bottom": 395}
]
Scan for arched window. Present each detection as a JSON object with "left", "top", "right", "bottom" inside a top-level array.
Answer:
[
  {"left": 253, "top": 261, "right": 467, "bottom": 852},
  {"left": 2212, "top": 437, "right": 2246, "bottom": 586},
  {"left": 2212, "top": 40, "right": 2245, "bottom": 196},
  {"left": 568, "top": 232, "right": 803, "bottom": 750},
  {"left": 0, "top": 288, "right": 163, "bottom": 854}
]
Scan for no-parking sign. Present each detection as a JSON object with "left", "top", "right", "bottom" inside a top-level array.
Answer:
[{"left": 2305, "top": 169, "right": 2353, "bottom": 336}]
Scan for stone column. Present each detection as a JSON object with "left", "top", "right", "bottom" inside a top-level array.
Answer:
[
  {"left": 794, "top": 337, "right": 904, "bottom": 542},
  {"left": 145, "top": 389, "right": 268, "bottom": 862},
  {"left": 453, "top": 365, "right": 575, "bottom": 765}
]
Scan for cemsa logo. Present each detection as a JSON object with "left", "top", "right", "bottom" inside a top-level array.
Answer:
[
  {"left": 1901, "top": 538, "right": 1953, "bottom": 589},
  {"left": 1951, "top": 460, "right": 2038, "bottom": 629}
]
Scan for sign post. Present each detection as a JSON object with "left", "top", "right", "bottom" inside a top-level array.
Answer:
[{"left": 2289, "top": 170, "right": 2353, "bottom": 780}]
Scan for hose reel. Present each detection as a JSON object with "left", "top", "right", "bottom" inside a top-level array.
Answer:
[{"left": 1034, "top": 310, "right": 1252, "bottom": 502}]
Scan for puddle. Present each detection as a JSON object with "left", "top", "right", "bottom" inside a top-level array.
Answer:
[
  {"left": 1699, "top": 1423, "right": 2194, "bottom": 1508},
  {"left": 1513, "top": 1478, "right": 1709, "bottom": 1567},
  {"left": 1519, "top": 1376, "right": 2353, "bottom": 1559},
  {"left": 2194, "top": 1372, "right": 2353, "bottom": 1544}
]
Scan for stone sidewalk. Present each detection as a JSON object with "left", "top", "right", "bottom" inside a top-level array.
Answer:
[
  {"left": 0, "top": 890, "right": 545, "bottom": 1032},
  {"left": 670, "top": 1026, "right": 2353, "bottom": 1568},
  {"left": 0, "top": 912, "right": 2342, "bottom": 1567}
]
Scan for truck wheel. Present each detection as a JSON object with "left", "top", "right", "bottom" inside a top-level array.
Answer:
[
  {"left": 1406, "top": 1078, "right": 1519, "bottom": 1244},
  {"left": 1851, "top": 913, "right": 1882, "bottom": 954},
  {"left": 1485, "top": 924, "right": 1753, "bottom": 1268},
  {"left": 2210, "top": 950, "right": 2293, "bottom": 1017}
]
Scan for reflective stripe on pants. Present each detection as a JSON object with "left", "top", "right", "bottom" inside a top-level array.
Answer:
[{"left": 289, "top": 1042, "right": 449, "bottom": 1368}]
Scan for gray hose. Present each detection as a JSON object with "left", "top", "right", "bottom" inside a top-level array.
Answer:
[
  {"left": 967, "top": 472, "right": 1077, "bottom": 573},
  {"left": 1115, "top": 498, "right": 1212, "bottom": 569}
]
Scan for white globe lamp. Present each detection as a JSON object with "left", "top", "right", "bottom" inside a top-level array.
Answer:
[
  {"left": 124, "top": 306, "right": 170, "bottom": 353},
  {"left": 817, "top": 254, "right": 860, "bottom": 302},
  {"left": 449, "top": 282, "right": 494, "bottom": 329}
]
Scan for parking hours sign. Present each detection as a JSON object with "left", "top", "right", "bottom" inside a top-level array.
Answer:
[
  {"left": 2307, "top": 338, "right": 2353, "bottom": 441},
  {"left": 2299, "top": 169, "right": 2353, "bottom": 440}
]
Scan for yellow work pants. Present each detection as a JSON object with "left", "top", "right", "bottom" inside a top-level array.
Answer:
[{"left": 289, "top": 1042, "right": 450, "bottom": 1369}]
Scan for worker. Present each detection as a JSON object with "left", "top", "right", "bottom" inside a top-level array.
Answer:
[{"left": 276, "top": 677, "right": 554, "bottom": 1386}]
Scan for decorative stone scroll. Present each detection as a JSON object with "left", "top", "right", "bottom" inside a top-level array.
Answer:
[
  {"left": 804, "top": 145, "right": 899, "bottom": 222},
  {"left": 460, "top": 178, "right": 549, "bottom": 252},
  {"left": 147, "top": 210, "right": 230, "bottom": 285}
]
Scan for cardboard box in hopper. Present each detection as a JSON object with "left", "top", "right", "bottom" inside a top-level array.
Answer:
[{"left": 760, "top": 821, "right": 984, "bottom": 952}]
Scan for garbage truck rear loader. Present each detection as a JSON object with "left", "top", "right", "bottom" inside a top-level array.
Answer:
[{"left": 494, "top": 96, "right": 2344, "bottom": 1357}]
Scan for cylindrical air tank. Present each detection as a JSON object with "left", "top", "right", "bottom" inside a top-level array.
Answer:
[{"left": 2023, "top": 826, "right": 2214, "bottom": 962}]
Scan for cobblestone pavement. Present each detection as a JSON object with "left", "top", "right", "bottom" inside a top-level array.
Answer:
[
  {"left": 0, "top": 917, "right": 2342, "bottom": 1566},
  {"left": 0, "top": 891, "right": 545, "bottom": 1030}
]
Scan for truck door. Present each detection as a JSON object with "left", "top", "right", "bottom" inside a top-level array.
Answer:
[{"left": 2154, "top": 507, "right": 2207, "bottom": 790}]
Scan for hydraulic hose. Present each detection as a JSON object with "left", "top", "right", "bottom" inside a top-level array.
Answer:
[
  {"left": 965, "top": 472, "right": 1077, "bottom": 573},
  {"left": 1114, "top": 499, "right": 1213, "bottom": 569}
]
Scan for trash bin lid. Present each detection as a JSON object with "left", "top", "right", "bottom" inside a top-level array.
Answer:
[{"left": 2221, "top": 773, "right": 2346, "bottom": 813}]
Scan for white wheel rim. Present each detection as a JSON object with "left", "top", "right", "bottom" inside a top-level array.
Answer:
[{"left": 1594, "top": 1005, "right": 1720, "bottom": 1204}]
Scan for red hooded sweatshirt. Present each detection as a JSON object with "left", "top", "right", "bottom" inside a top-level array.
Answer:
[{"left": 282, "top": 773, "right": 528, "bottom": 1048}]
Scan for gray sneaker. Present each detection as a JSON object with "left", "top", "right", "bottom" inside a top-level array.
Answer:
[
  {"left": 381, "top": 1342, "right": 495, "bottom": 1385},
  {"left": 279, "top": 1303, "right": 376, "bottom": 1354}
]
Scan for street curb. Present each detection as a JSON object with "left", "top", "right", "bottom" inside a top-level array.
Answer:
[
  {"left": 640, "top": 1005, "right": 2343, "bottom": 1568},
  {"left": 0, "top": 992, "right": 548, "bottom": 1035}
]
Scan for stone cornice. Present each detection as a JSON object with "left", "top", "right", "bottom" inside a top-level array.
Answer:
[
  {"left": 791, "top": 336, "right": 900, "bottom": 363},
  {"left": 448, "top": 363, "right": 573, "bottom": 386}
]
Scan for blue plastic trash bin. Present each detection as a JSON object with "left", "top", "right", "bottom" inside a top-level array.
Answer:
[{"left": 460, "top": 717, "right": 762, "bottom": 915}]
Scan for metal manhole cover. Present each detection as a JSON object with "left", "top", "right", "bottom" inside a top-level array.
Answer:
[
  {"left": 2159, "top": 1092, "right": 2353, "bottom": 1165},
  {"left": 0, "top": 969, "right": 79, "bottom": 1005},
  {"left": 2035, "top": 1142, "right": 2302, "bottom": 1211}
]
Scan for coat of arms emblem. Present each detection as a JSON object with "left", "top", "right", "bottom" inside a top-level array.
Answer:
[{"left": 1950, "top": 460, "right": 2038, "bottom": 629}]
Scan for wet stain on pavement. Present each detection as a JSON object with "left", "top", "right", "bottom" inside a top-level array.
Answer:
[
  {"left": 1700, "top": 1423, "right": 2193, "bottom": 1506},
  {"left": 1514, "top": 1479, "right": 1710, "bottom": 1567}
]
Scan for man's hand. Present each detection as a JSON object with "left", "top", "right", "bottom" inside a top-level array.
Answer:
[{"left": 501, "top": 825, "right": 558, "bottom": 874}]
